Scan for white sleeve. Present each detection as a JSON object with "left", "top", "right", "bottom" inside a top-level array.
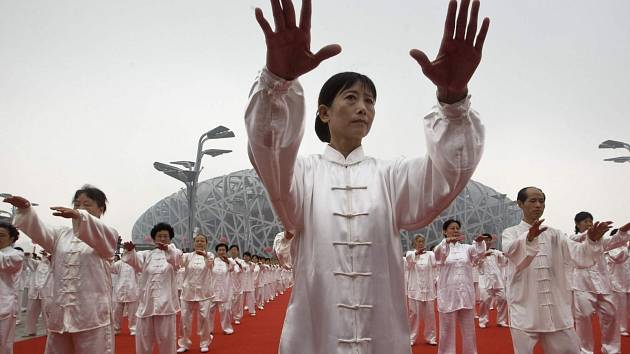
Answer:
[
  {"left": 244, "top": 67, "right": 305, "bottom": 234},
  {"left": 391, "top": 97, "right": 485, "bottom": 230},
  {"left": 72, "top": 210, "right": 118, "bottom": 259},
  {"left": 274, "top": 232, "right": 293, "bottom": 269}
]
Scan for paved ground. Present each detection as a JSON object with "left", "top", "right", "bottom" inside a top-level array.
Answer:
[{"left": 14, "top": 307, "right": 47, "bottom": 342}]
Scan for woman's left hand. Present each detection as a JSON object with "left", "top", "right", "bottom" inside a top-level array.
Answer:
[
  {"left": 410, "top": 0, "right": 490, "bottom": 103},
  {"left": 155, "top": 242, "right": 169, "bottom": 251},
  {"left": 50, "top": 207, "right": 81, "bottom": 219}
]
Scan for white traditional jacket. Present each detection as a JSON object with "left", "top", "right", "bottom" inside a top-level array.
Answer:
[
  {"left": 14, "top": 207, "right": 118, "bottom": 333},
  {"left": 240, "top": 261, "right": 255, "bottom": 293},
  {"left": 502, "top": 221, "right": 608, "bottom": 332},
  {"left": 606, "top": 244, "right": 630, "bottom": 293},
  {"left": 27, "top": 257, "right": 51, "bottom": 300},
  {"left": 111, "top": 260, "right": 140, "bottom": 303},
  {"left": 249, "top": 67, "right": 484, "bottom": 354},
  {"left": 0, "top": 246, "right": 23, "bottom": 320},
  {"left": 477, "top": 249, "right": 508, "bottom": 290},
  {"left": 211, "top": 257, "right": 235, "bottom": 303},
  {"left": 569, "top": 231, "right": 630, "bottom": 294},
  {"left": 434, "top": 239, "right": 486, "bottom": 313},
  {"left": 405, "top": 250, "right": 438, "bottom": 301},
  {"left": 123, "top": 244, "right": 182, "bottom": 318},
  {"left": 180, "top": 252, "right": 214, "bottom": 302}
]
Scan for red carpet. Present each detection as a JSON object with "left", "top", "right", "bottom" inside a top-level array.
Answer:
[{"left": 13, "top": 293, "right": 630, "bottom": 353}]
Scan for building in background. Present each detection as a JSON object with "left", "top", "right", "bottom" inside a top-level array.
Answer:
[{"left": 132, "top": 169, "right": 521, "bottom": 256}]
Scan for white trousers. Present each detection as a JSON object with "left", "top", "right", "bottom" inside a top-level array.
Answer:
[
  {"left": 478, "top": 287, "right": 508, "bottom": 326},
  {"left": 510, "top": 327, "right": 580, "bottom": 354},
  {"left": 44, "top": 325, "right": 114, "bottom": 354},
  {"left": 255, "top": 287, "right": 264, "bottom": 308},
  {"left": 178, "top": 299, "right": 212, "bottom": 349},
  {"left": 0, "top": 316, "right": 16, "bottom": 354},
  {"left": 573, "top": 291, "right": 620, "bottom": 354},
  {"left": 209, "top": 301, "right": 233, "bottom": 333},
  {"left": 113, "top": 301, "right": 137, "bottom": 333},
  {"left": 135, "top": 314, "right": 176, "bottom": 354},
  {"left": 243, "top": 291, "right": 256, "bottom": 315},
  {"left": 437, "top": 309, "right": 477, "bottom": 354},
  {"left": 408, "top": 298, "right": 436, "bottom": 344},
  {"left": 612, "top": 291, "right": 630, "bottom": 333},
  {"left": 25, "top": 298, "right": 47, "bottom": 335},
  {"left": 231, "top": 293, "right": 243, "bottom": 321}
]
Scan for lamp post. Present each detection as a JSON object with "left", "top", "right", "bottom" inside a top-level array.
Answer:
[
  {"left": 153, "top": 126, "right": 234, "bottom": 250},
  {"left": 599, "top": 140, "right": 630, "bottom": 164}
]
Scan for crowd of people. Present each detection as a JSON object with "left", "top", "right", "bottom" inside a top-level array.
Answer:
[{"left": 1, "top": 186, "right": 293, "bottom": 354}]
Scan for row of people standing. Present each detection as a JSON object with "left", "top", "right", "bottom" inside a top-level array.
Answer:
[
  {"left": 2, "top": 186, "right": 293, "bottom": 354},
  {"left": 403, "top": 186, "right": 630, "bottom": 354}
]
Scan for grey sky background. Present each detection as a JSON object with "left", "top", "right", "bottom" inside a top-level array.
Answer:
[{"left": 2, "top": 0, "right": 628, "bottom": 251}]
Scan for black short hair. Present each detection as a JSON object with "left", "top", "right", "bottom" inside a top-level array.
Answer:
[
  {"left": 517, "top": 187, "right": 545, "bottom": 203},
  {"left": 150, "top": 223, "right": 175, "bottom": 240},
  {"left": 229, "top": 244, "right": 239, "bottom": 251},
  {"left": 442, "top": 219, "right": 461, "bottom": 231},
  {"left": 215, "top": 243, "right": 228, "bottom": 252},
  {"left": 0, "top": 222, "right": 19, "bottom": 243},
  {"left": 14, "top": 246, "right": 24, "bottom": 252},
  {"left": 574, "top": 211, "right": 594, "bottom": 233},
  {"left": 243, "top": 251, "right": 252, "bottom": 257},
  {"left": 252, "top": 254, "right": 259, "bottom": 260},
  {"left": 73, "top": 185, "right": 108, "bottom": 213},
  {"left": 315, "top": 72, "right": 377, "bottom": 143},
  {"left": 482, "top": 233, "right": 492, "bottom": 237}
]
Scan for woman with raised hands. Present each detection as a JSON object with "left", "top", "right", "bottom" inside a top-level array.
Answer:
[
  {"left": 177, "top": 233, "right": 215, "bottom": 353},
  {"left": 4, "top": 185, "right": 119, "bottom": 354},
  {"left": 246, "top": 0, "right": 489, "bottom": 352},
  {"left": 122, "top": 222, "right": 182, "bottom": 354}
]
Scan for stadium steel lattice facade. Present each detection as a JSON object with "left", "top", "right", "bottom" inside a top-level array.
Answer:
[{"left": 132, "top": 169, "right": 522, "bottom": 256}]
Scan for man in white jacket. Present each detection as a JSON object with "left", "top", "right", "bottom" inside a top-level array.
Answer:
[
  {"left": 476, "top": 235, "right": 508, "bottom": 328},
  {"left": 605, "top": 233, "right": 630, "bottom": 337},
  {"left": 111, "top": 255, "right": 140, "bottom": 336},
  {"left": 501, "top": 187, "right": 628, "bottom": 354}
]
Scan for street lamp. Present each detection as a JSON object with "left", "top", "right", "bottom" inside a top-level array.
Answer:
[
  {"left": 153, "top": 126, "right": 234, "bottom": 250},
  {"left": 599, "top": 139, "right": 630, "bottom": 164}
]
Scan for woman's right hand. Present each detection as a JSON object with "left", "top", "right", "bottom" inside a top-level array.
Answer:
[
  {"left": 255, "top": 0, "right": 341, "bottom": 80},
  {"left": 122, "top": 241, "right": 135, "bottom": 251},
  {"left": 3, "top": 196, "right": 31, "bottom": 209}
]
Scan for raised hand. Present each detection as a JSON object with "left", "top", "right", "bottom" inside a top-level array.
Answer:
[
  {"left": 588, "top": 221, "right": 614, "bottom": 242},
  {"left": 122, "top": 241, "right": 135, "bottom": 251},
  {"left": 619, "top": 222, "right": 630, "bottom": 234},
  {"left": 527, "top": 219, "right": 548, "bottom": 241},
  {"left": 50, "top": 206, "right": 80, "bottom": 219},
  {"left": 255, "top": 0, "right": 341, "bottom": 80},
  {"left": 446, "top": 234, "right": 465, "bottom": 243},
  {"left": 155, "top": 242, "right": 169, "bottom": 251},
  {"left": 410, "top": 0, "right": 490, "bottom": 103},
  {"left": 3, "top": 196, "right": 32, "bottom": 209},
  {"left": 195, "top": 249, "right": 207, "bottom": 256}
]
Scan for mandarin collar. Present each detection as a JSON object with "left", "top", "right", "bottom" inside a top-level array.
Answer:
[{"left": 322, "top": 144, "right": 367, "bottom": 166}]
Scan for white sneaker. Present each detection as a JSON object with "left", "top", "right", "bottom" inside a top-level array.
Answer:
[
  {"left": 497, "top": 322, "right": 508, "bottom": 328},
  {"left": 176, "top": 347, "right": 188, "bottom": 353},
  {"left": 428, "top": 340, "right": 438, "bottom": 346},
  {"left": 200, "top": 347, "right": 209, "bottom": 353},
  {"left": 234, "top": 319, "right": 241, "bottom": 325},
  {"left": 622, "top": 331, "right": 630, "bottom": 337},
  {"left": 224, "top": 329, "right": 234, "bottom": 335},
  {"left": 244, "top": 306, "right": 248, "bottom": 311},
  {"left": 479, "top": 323, "right": 486, "bottom": 328},
  {"left": 130, "top": 331, "right": 136, "bottom": 336}
]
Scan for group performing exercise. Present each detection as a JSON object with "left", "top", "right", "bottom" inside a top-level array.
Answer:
[{"left": 2, "top": 0, "right": 629, "bottom": 353}]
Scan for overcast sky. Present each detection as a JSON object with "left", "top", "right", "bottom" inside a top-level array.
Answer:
[{"left": 2, "top": 0, "right": 628, "bottom": 251}]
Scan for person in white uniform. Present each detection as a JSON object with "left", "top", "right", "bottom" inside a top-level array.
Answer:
[
  {"left": 477, "top": 234, "right": 508, "bottom": 328},
  {"left": 209, "top": 243, "right": 236, "bottom": 335},
  {"left": 177, "top": 234, "right": 214, "bottom": 353},
  {"left": 605, "top": 230, "right": 630, "bottom": 336},
  {"left": 122, "top": 222, "right": 182, "bottom": 354},
  {"left": 241, "top": 252, "right": 257, "bottom": 317},
  {"left": 0, "top": 222, "right": 24, "bottom": 354},
  {"left": 501, "top": 187, "right": 629, "bottom": 354},
  {"left": 252, "top": 255, "right": 264, "bottom": 311},
  {"left": 228, "top": 245, "right": 244, "bottom": 325},
  {"left": 434, "top": 220, "right": 487, "bottom": 354},
  {"left": 6, "top": 186, "right": 119, "bottom": 354},
  {"left": 570, "top": 211, "right": 628, "bottom": 354},
  {"left": 111, "top": 254, "right": 140, "bottom": 335},
  {"left": 249, "top": 0, "right": 489, "bottom": 352},
  {"left": 405, "top": 234, "right": 438, "bottom": 347},
  {"left": 24, "top": 251, "right": 51, "bottom": 336}
]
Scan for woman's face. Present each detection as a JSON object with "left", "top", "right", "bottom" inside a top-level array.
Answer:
[
  {"left": 319, "top": 81, "right": 375, "bottom": 144},
  {"left": 154, "top": 230, "right": 171, "bottom": 245},
  {"left": 73, "top": 193, "right": 103, "bottom": 218},
  {"left": 0, "top": 228, "right": 14, "bottom": 249},
  {"left": 576, "top": 218, "right": 593, "bottom": 233},
  {"left": 193, "top": 235, "right": 207, "bottom": 251},
  {"left": 443, "top": 222, "right": 461, "bottom": 238},
  {"left": 217, "top": 246, "right": 227, "bottom": 258},
  {"left": 415, "top": 237, "right": 425, "bottom": 251}
]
